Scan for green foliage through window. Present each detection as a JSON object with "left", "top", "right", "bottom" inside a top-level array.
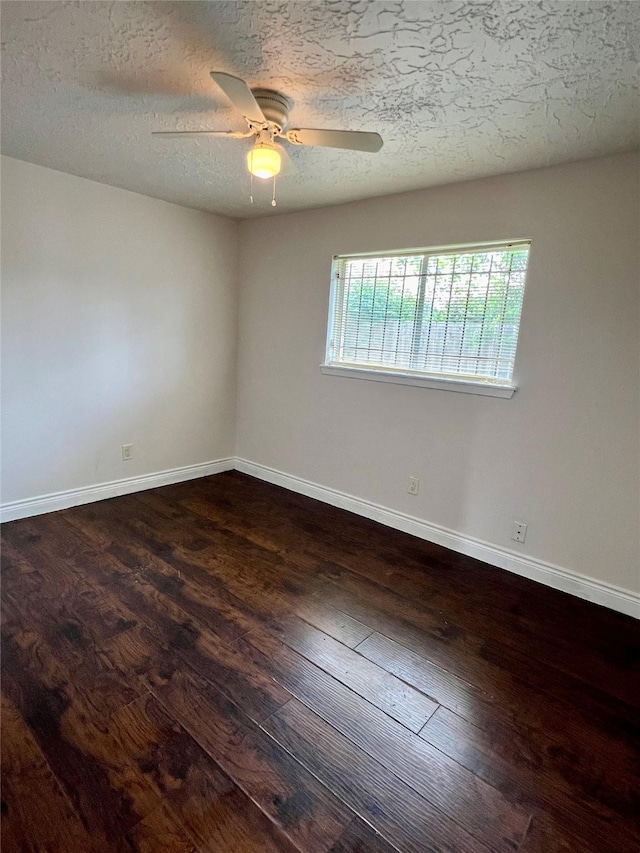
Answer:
[{"left": 328, "top": 243, "right": 530, "bottom": 383}]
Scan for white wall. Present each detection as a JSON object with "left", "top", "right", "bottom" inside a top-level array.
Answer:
[
  {"left": 1, "top": 156, "right": 238, "bottom": 505},
  {"left": 236, "top": 153, "right": 640, "bottom": 596}
]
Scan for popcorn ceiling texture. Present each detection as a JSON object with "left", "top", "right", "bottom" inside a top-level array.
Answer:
[{"left": 2, "top": 1, "right": 639, "bottom": 218}]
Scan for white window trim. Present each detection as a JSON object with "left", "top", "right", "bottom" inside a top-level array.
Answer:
[{"left": 320, "top": 363, "right": 516, "bottom": 398}]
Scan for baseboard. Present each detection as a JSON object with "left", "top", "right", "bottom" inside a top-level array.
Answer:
[
  {"left": 0, "top": 458, "right": 235, "bottom": 523},
  {"left": 235, "top": 458, "right": 640, "bottom": 619}
]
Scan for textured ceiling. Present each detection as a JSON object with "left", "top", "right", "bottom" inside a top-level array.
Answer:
[{"left": 2, "top": 1, "right": 639, "bottom": 219}]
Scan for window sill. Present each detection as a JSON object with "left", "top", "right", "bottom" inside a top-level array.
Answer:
[{"left": 320, "top": 364, "right": 516, "bottom": 398}]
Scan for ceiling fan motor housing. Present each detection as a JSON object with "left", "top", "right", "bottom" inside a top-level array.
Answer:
[{"left": 251, "top": 89, "right": 291, "bottom": 131}]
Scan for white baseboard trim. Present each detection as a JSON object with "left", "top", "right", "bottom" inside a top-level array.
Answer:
[
  {"left": 235, "top": 458, "right": 640, "bottom": 619},
  {"left": 0, "top": 458, "right": 235, "bottom": 523}
]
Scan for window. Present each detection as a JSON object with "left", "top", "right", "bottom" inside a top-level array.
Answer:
[{"left": 322, "top": 241, "right": 530, "bottom": 397}]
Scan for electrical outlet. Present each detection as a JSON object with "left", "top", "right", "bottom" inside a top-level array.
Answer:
[
  {"left": 122, "top": 444, "right": 134, "bottom": 461},
  {"left": 407, "top": 476, "right": 419, "bottom": 496},
  {"left": 512, "top": 521, "right": 527, "bottom": 543}
]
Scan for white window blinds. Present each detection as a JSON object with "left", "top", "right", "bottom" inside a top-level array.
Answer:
[{"left": 326, "top": 242, "right": 530, "bottom": 384}]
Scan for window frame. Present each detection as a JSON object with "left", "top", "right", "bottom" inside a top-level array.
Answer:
[{"left": 322, "top": 240, "right": 531, "bottom": 398}]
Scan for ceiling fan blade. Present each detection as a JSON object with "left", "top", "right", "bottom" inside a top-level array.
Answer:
[
  {"left": 273, "top": 141, "right": 297, "bottom": 176},
  {"left": 210, "top": 72, "right": 265, "bottom": 123},
  {"left": 285, "top": 128, "right": 383, "bottom": 152},
  {"left": 153, "top": 130, "right": 251, "bottom": 139}
]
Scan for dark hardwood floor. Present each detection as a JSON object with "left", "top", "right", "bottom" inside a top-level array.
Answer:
[{"left": 1, "top": 470, "right": 639, "bottom": 852}]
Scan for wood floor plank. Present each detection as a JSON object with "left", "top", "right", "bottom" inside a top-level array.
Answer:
[
  {"left": 262, "top": 698, "right": 493, "bottom": 853},
  {"left": 2, "top": 600, "right": 142, "bottom": 723},
  {"left": 359, "top": 628, "right": 640, "bottom": 802},
  {"left": 208, "top": 473, "right": 640, "bottom": 659},
  {"left": 1, "top": 637, "right": 160, "bottom": 846},
  {"left": 479, "top": 633, "right": 640, "bottom": 728},
  {"left": 106, "top": 492, "right": 322, "bottom": 604},
  {"left": 269, "top": 613, "right": 438, "bottom": 732},
  {"left": 64, "top": 503, "right": 261, "bottom": 645},
  {"left": 22, "top": 513, "right": 291, "bottom": 724},
  {"left": 517, "top": 813, "right": 588, "bottom": 853},
  {"left": 315, "top": 569, "right": 530, "bottom": 683},
  {"left": 235, "top": 627, "right": 530, "bottom": 853},
  {"left": 1, "top": 530, "right": 140, "bottom": 651},
  {"left": 171, "top": 490, "right": 320, "bottom": 574},
  {"left": 317, "top": 574, "right": 640, "bottom": 755},
  {"left": 112, "top": 693, "right": 302, "bottom": 853},
  {"left": 99, "top": 616, "right": 290, "bottom": 726},
  {"left": 202, "top": 473, "right": 639, "bottom": 705},
  {"left": 175, "top": 476, "right": 506, "bottom": 617},
  {"left": 321, "top": 559, "right": 637, "bottom": 707},
  {"left": 108, "top": 535, "right": 254, "bottom": 644},
  {"left": 356, "top": 630, "right": 493, "bottom": 715},
  {"left": 102, "top": 496, "right": 376, "bottom": 654},
  {"left": 420, "top": 705, "right": 640, "bottom": 852},
  {"left": 293, "top": 598, "right": 373, "bottom": 648},
  {"left": 151, "top": 666, "right": 353, "bottom": 852},
  {"left": 327, "top": 819, "right": 401, "bottom": 853},
  {"left": 124, "top": 803, "right": 199, "bottom": 853},
  {"left": 0, "top": 694, "right": 111, "bottom": 853},
  {"left": 331, "top": 589, "right": 640, "bottom": 825}
]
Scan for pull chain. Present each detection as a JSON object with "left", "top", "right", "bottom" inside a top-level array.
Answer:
[
  {"left": 271, "top": 173, "right": 277, "bottom": 207},
  {"left": 249, "top": 170, "right": 254, "bottom": 204}
]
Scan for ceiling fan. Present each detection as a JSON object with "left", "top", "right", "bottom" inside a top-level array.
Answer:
[{"left": 153, "top": 72, "right": 383, "bottom": 192}]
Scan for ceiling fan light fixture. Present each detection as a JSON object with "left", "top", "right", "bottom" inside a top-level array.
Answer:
[{"left": 246, "top": 142, "right": 281, "bottom": 179}]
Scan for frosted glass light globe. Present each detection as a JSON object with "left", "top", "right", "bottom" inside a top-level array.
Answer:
[{"left": 246, "top": 144, "right": 281, "bottom": 180}]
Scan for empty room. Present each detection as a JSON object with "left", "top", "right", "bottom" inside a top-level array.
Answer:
[{"left": 1, "top": 1, "right": 639, "bottom": 851}]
